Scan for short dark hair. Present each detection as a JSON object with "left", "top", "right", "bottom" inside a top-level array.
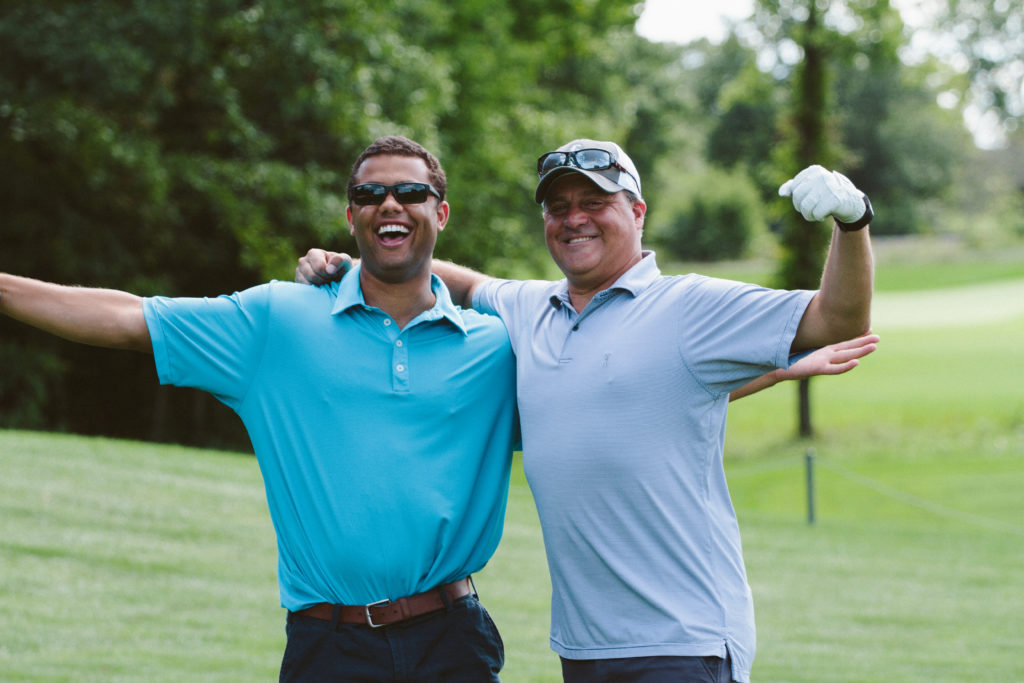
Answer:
[{"left": 347, "top": 136, "right": 447, "bottom": 201}]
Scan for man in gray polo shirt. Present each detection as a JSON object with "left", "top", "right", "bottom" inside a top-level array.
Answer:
[{"left": 297, "top": 139, "right": 876, "bottom": 683}]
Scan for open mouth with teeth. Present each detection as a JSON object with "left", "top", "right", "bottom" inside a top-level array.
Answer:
[
  {"left": 377, "top": 223, "right": 411, "bottom": 246},
  {"left": 567, "top": 235, "right": 597, "bottom": 245}
]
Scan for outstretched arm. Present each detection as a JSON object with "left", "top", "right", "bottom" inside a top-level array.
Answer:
[
  {"left": 295, "top": 249, "right": 493, "bottom": 309},
  {"left": 780, "top": 166, "right": 874, "bottom": 352},
  {"left": 0, "top": 274, "right": 151, "bottom": 352},
  {"left": 728, "top": 333, "right": 879, "bottom": 402}
]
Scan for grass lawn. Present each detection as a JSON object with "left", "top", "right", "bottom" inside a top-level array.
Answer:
[
  {"left": 1, "top": 267, "right": 1022, "bottom": 681},
  {"left": 721, "top": 292, "right": 1024, "bottom": 682},
  {"left": 0, "top": 432, "right": 282, "bottom": 681}
]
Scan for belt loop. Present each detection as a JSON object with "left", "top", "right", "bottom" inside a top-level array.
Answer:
[
  {"left": 438, "top": 585, "right": 453, "bottom": 612},
  {"left": 329, "top": 604, "right": 343, "bottom": 632}
]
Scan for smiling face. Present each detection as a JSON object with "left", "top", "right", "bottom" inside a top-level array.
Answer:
[
  {"left": 542, "top": 173, "right": 646, "bottom": 297},
  {"left": 346, "top": 154, "right": 449, "bottom": 286}
]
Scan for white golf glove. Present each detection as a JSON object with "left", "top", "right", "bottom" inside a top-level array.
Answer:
[{"left": 779, "top": 165, "right": 867, "bottom": 224}]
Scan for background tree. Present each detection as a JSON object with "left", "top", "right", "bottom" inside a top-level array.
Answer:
[
  {"left": 645, "top": 37, "right": 778, "bottom": 262},
  {"left": 1, "top": 0, "right": 1014, "bottom": 447},
  {"left": 0, "top": 0, "right": 641, "bottom": 446},
  {"left": 0, "top": 0, "right": 446, "bottom": 446},
  {"left": 770, "top": 0, "right": 838, "bottom": 437},
  {"left": 936, "top": 0, "right": 1023, "bottom": 139}
]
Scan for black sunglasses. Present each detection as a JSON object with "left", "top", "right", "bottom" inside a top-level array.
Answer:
[
  {"left": 537, "top": 148, "right": 632, "bottom": 180},
  {"left": 348, "top": 182, "right": 441, "bottom": 206}
]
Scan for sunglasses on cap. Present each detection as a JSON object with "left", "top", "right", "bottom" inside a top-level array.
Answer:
[
  {"left": 536, "top": 148, "right": 637, "bottom": 184},
  {"left": 347, "top": 182, "right": 441, "bottom": 206}
]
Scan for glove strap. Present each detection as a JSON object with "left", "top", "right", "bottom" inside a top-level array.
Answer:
[{"left": 835, "top": 195, "right": 874, "bottom": 232}]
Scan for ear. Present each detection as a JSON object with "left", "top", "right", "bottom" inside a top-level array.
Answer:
[
  {"left": 632, "top": 198, "right": 647, "bottom": 230},
  {"left": 436, "top": 200, "right": 450, "bottom": 232}
]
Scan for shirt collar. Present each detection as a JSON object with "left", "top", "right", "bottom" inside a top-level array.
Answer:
[
  {"left": 548, "top": 250, "right": 662, "bottom": 310},
  {"left": 330, "top": 264, "right": 468, "bottom": 335}
]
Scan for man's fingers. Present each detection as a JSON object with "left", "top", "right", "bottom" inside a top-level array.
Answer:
[
  {"left": 833, "top": 333, "right": 881, "bottom": 351},
  {"left": 326, "top": 253, "right": 353, "bottom": 276},
  {"left": 814, "top": 198, "right": 839, "bottom": 222},
  {"left": 779, "top": 164, "right": 826, "bottom": 197},
  {"left": 829, "top": 344, "right": 877, "bottom": 364},
  {"left": 796, "top": 184, "right": 837, "bottom": 221},
  {"left": 822, "top": 359, "right": 860, "bottom": 375},
  {"left": 780, "top": 165, "right": 869, "bottom": 223},
  {"left": 827, "top": 335, "right": 879, "bottom": 365},
  {"left": 296, "top": 248, "right": 330, "bottom": 284},
  {"left": 787, "top": 178, "right": 834, "bottom": 222},
  {"left": 295, "top": 250, "right": 355, "bottom": 285}
]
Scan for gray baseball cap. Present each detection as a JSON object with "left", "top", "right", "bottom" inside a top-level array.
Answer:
[{"left": 534, "top": 139, "right": 642, "bottom": 203}]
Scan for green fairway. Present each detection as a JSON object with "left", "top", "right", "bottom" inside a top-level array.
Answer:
[
  {"left": 721, "top": 282, "right": 1024, "bottom": 682},
  {"left": 0, "top": 432, "right": 283, "bottom": 681},
  {"left": 1, "top": 277, "right": 1022, "bottom": 681}
]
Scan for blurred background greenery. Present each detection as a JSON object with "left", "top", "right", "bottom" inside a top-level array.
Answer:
[{"left": 1, "top": 0, "right": 1022, "bottom": 447}]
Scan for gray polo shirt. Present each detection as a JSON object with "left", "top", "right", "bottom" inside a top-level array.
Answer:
[{"left": 474, "top": 251, "right": 814, "bottom": 683}]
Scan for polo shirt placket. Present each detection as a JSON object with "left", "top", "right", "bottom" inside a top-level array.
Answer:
[
  {"left": 378, "top": 317, "right": 412, "bottom": 392},
  {"left": 550, "top": 288, "right": 628, "bottom": 366}
]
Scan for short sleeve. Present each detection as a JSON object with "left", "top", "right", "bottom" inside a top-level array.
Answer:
[
  {"left": 678, "top": 277, "right": 814, "bottom": 395},
  {"left": 143, "top": 284, "right": 272, "bottom": 406}
]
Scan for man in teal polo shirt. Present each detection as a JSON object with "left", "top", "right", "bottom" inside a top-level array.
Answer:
[{"left": 0, "top": 136, "right": 517, "bottom": 681}]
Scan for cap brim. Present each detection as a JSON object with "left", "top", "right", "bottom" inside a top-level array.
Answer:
[{"left": 535, "top": 167, "right": 628, "bottom": 203}]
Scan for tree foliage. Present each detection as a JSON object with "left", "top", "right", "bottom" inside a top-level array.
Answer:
[
  {"left": 652, "top": 167, "right": 765, "bottom": 262},
  {"left": 0, "top": 0, "right": 643, "bottom": 446},
  {"left": 937, "top": 0, "right": 1024, "bottom": 137},
  {"left": 0, "top": 0, "right": 1006, "bottom": 446},
  {"left": 683, "top": 0, "right": 971, "bottom": 243}
]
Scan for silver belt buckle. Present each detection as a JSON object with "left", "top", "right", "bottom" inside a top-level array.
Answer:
[{"left": 364, "top": 598, "right": 391, "bottom": 628}]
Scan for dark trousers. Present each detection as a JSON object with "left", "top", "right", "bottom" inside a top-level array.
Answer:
[
  {"left": 280, "top": 595, "right": 504, "bottom": 682},
  {"left": 561, "top": 653, "right": 734, "bottom": 683}
]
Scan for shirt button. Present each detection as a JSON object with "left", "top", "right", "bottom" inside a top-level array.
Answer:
[
  {"left": 396, "top": 340, "right": 403, "bottom": 347},
  {"left": 383, "top": 319, "right": 392, "bottom": 326},
  {"left": 396, "top": 364, "right": 405, "bottom": 372}
]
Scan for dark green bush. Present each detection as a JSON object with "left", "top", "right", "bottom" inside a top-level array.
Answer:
[{"left": 652, "top": 168, "right": 764, "bottom": 262}]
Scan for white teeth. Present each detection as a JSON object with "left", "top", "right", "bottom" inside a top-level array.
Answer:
[
  {"left": 568, "top": 236, "right": 595, "bottom": 244},
  {"left": 378, "top": 224, "right": 410, "bottom": 236}
]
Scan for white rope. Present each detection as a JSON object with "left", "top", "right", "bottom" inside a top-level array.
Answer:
[
  {"left": 815, "top": 455, "right": 1024, "bottom": 538},
  {"left": 726, "top": 455, "right": 804, "bottom": 478},
  {"left": 727, "top": 452, "right": 1024, "bottom": 537}
]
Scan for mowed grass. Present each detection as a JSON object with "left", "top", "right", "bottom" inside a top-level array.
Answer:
[
  {"left": 2, "top": 273, "right": 1022, "bottom": 681},
  {"left": 723, "top": 290, "right": 1024, "bottom": 682},
  {"left": 0, "top": 433, "right": 283, "bottom": 681}
]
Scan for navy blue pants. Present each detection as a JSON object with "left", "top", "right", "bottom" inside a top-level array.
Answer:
[
  {"left": 280, "top": 595, "right": 504, "bottom": 682},
  {"left": 561, "top": 653, "right": 734, "bottom": 683}
]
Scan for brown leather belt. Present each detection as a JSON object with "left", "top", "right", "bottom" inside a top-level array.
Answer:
[{"left": 292, "top": 577, "right": 475, "bottom": 628}]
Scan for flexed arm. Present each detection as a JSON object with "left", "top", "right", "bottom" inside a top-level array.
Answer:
[
  {"left": 0, "top": 274, "right": 151, "bottom": 352},
  {"left": 780, "top": 166, "right": 875, "bottom": 352}
]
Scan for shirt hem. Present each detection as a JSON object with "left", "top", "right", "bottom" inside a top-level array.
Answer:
[
  {"left": 551, "top": 639, "right": 727, "bottom": 660},
  {"left": 551, "top": 639, "right": 750, "bottom": 683}
]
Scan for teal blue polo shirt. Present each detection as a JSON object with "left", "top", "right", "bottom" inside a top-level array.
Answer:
[{"left": 143, "top": 267, "right": 518, "bottom": 611}]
